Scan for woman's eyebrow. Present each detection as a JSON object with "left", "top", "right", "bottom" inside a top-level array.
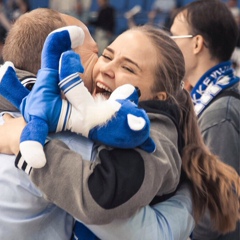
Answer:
[
  {"left": 105, "top": 47, "right": 114, "bottom": 54},
  {"left": 124, "top": 57, "right": 141, "bottom": 71},
  {"left": 106, "top": 47, "right": 141, "bottom": 71}
]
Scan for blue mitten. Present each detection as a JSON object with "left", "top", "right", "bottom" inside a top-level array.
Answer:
[
  {"left": 56, "top": 50, "right": 95, "bottom": 134},
  {"left": 57, "top": 54, "right": 156, "bottom": 153},
  {"left": 88, "top": 84, "right": 156, "bottom": 153},
  {"left": 0, "top": 62, "right": 30, "bottom": 109},
  {"left": 16, "top": 26, "right": 85, "bottom": 169},
  {"left": 57, "top": 51, "right": 156, "bottom": 152}
]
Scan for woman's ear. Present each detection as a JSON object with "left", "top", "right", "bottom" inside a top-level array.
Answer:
[{"left": 156, "top": 91, "right": 167, "bottom": 100}]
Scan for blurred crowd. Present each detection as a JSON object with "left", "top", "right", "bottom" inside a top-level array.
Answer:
[
  {"left": 0, "top": 0, "right": 30, "bottom": 63},
  {"left": 0, "top": 0, "right": 239, "bottom": 74}
]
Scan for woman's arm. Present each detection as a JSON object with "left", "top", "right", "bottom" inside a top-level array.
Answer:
[
  {"left": 88, "top": 183, "right": 194, "bottom": 240},
  {"left": 1, "top": 109, "right": 182, "bottom": 226},
  {"left": 28, "top": 113, "right": 182, "bottom": 225}
]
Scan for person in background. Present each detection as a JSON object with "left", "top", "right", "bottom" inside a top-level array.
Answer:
[
  {"left": 0, "top": 0, "right": 14, "bottom": 64},
  {"left": 88, "top": 0, "right": 115, "bottom": 55},
  {"left": 0, "top": 7, "right": 195, "bottom": 240},
  {"left": 0, "top": 0, "right": 12, "bottom": 30},
  {"left": 77, "top": 0, "right": 92, "bottom": 23},
  {"left": 226, "top": 0, "right": 240, "bottom": 76},
  {"left": 124, "top": 5, "right": 142, "bottom": 29},
  {"left": 170, "top": 0, "right": 240, "bottom": 239},
  {"left": 0, "top": 0, "right": 10, "bottom": 64},
  {"left": 226, "top": 0, "right": 239, "bottom": 23},
  {"left": 49, "top": 0, "right": 86, "bottom": 20},
  {"left": 148, "top": 0, "right": 176, "bottom": 30},
  {"left": 6, "top": 0, "right": 30, "bottom": 21}
]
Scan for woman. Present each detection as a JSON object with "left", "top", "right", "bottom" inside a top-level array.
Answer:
[{"left": 2, "top": 25, "right": 240, "bottom": 236}]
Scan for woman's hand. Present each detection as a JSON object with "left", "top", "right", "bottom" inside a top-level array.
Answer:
[{"left": 0, "top": 114, "right": 26, "bottom": 155}]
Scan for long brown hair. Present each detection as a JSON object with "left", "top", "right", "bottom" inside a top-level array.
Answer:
[{"left": 131, "top": 25, "right": 240, "bottom": 233}]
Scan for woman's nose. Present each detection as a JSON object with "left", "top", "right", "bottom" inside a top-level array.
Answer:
[{"left": 100, "top": 62, "right": 115, "bottom": 79}]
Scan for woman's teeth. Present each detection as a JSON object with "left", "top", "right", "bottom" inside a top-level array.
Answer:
[{"left": 96, "top": 82, "right": 112, "bottom": 93}]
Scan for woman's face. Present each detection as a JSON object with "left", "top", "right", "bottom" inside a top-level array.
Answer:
[{"left": 92, "top": 29, "right": 158, "bottom": 101}]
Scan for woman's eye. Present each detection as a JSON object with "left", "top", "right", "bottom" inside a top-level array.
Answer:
[
  {"left": 123, "top": 66, "right": 134, "bottom": 73},
  {"left": 102, "top": 54, "right": 112, "bottom": 60}
]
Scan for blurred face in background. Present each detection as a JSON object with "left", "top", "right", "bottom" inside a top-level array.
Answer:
[{"left": 170, "top": 11, "right": 197, "bottom": 87}]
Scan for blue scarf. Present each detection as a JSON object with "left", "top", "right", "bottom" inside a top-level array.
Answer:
[
  {"left": 190, "top": 61, "right": 240, "bottom": 116},
  {"left": 72, "top": 221, "right": 100, "bottom": 240}
]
